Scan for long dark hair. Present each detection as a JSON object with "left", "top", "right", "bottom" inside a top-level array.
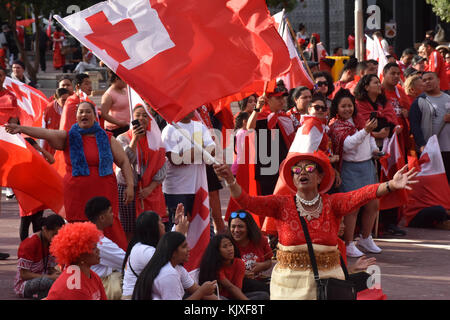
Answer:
[
  {"left": 238, "top": 94, "right": 257, "bottom": 111},
  {"left": 329, "top": 88, "right": 357, "bottom": 120},
  {"left": 122, "top": 211, "right": 162, "bottom": 273},
  {"left": 354, "top": 74, "right": 387, "bottom": 106},
  {"left": 234, "top": 112, "right": 249, "bottom": 131},
  {"left": 198, "top": 234, "right": 240, "bottom": 285},
  {"left": 132, "top": 232, "right": 186, "bottom": 300},
  {"left": 228, "top": 210, "right": 262, "bottom": 246}
]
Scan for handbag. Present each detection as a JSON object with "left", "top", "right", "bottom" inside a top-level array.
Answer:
[{"left": 296, "top": 206, "right": 357, "bottom": 300}]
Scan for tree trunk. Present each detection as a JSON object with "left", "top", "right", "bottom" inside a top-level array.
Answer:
[{"left": 8, "top": 2, "right": 40, "bottom": 84}]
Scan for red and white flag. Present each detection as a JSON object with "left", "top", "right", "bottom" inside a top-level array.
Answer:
[
  {"left": 185, "top": 167, "right": 211, "bottom": 272},
  {"left": 401, "top": 136, "right": 450, "bottom": 226},
  {"left": 273, "top": 11, "right": 314, "bottom": 90},
  {"left": 55, "top": 0, "right": 290, "bottom": 123},
  {"left": 0, "top": 127, "right": 64, "bottom": 214},
  {"left": 365, "top": 34, "right": 388, "bottom": 78},
  {"left": 2, "top": 77, "right": 49, "bottom": 127},
  {"left": 379, "top": 133, "right": 408, "bottom": 210}
]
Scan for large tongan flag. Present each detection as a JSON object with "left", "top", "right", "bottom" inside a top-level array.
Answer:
[
  {"left": 400, "top": 136, "right": 450, "bottom": 226},
  {"left": 272, "top": 11, "right": 314, "bottom": 90},
  {"left": 379, "top": 133, "right": 408, "bottom": 210},
  {"left": 2, "top": 77, "right": 49, "bottom": 127},
  {"left": 0, "top": 127, "right": 64, "bottom": 213},
  {"left": 55, "top": 0, "right": 290, "bottom": 123}
]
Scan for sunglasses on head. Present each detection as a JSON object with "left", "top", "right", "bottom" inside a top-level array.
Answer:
[
  {"left": 230, "top": 212, "right": 247, "bottom": 219},
  {"left": 292, "top": 164, "right": 317, "bottom": 175},
  {"left": 316, "top": 81, "right": 328, "bottom": 87},
  {"left": 311, "top": 104, "right": 328, "bottom": 112}
]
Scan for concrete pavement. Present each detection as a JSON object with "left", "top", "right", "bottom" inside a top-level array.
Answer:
[{"left": 1, "top": 188, "right": 449, "bottom": 300}]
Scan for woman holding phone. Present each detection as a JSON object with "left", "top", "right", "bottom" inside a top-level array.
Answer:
[
  {"left": 329, "top": 89, "right": 383, "bottom": 258},
  {"left": 116, "top": 104, "right": 167, "bottom": 242}
]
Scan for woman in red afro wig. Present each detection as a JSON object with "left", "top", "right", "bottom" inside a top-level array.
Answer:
[{"left": 46, "top": 222, "right": 107, "bottom": 300}]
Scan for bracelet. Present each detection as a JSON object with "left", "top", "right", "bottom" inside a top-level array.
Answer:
[
  {"left": 224, "top": 177, "right": 237, "bottom": 187},
  {"left": 386, "top": 181, "right": 392, "bottom": 193},
  {"left": 253, "top": 107, "right": 261, "bottom": 113}
]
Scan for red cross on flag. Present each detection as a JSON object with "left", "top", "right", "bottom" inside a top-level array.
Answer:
[
  {"left": 55, "top": 0, "right": 290, "bottom": 123},
  {"left": 2, "top": 77, "right": 49, "bottom": 127},
  {"left": 0, "top": 127, "right": 64, "bottom": 214}
]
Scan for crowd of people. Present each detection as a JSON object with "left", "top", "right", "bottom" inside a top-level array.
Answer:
[{"left": 0, "top": 19, "right": 449, "bottom": 301}]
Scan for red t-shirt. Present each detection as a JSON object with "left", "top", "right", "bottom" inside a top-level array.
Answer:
[
  {"left": 14, "top": 234, "right": 55, "bottom": 297},
  {"left": 47, "top": 267, "right": 107, "bottom": 300},
  {"left": 218, "top": 258, "right": 245, "bottom": 299},
  {"left": 238, "top": 236, "right": 272, "bottom": 272},
  {"left": 426, "top": 50, "right": 449, "bottom": 91}
]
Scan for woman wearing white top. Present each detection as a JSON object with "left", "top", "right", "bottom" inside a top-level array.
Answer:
[
  {"left": 132, "top": 232, "right": 217, "bottom": 300},
  {"left": 121, "top": 207, "right": 188, "bottom": 299},
  {"left": 329, "top": 89, "right": 382, "bottom": 258}
]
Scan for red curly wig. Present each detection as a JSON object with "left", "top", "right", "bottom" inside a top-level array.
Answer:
[{"left": 50, "top": 222, "right": 102, "bottom": 266}]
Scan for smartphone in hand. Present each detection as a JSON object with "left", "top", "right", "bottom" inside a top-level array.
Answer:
[{"left": 370, "top": 111, "right": 377, "bottom": 120}]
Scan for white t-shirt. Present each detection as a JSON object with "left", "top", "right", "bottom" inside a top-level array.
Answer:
[
  {"left": 342, "top": 119, "right": 379, "bottom": 162},
  {"left": 161, "top": 120, "right": 215, "bottom": 194},
  {"left": 91, "top": 236, "right": 125, "bottom": 278},
  {"left": 122, "top": 243, "right": 156, "bottom": 296},
  {"left": 152, "top": 262, "right": 195, "bottom": 300}
]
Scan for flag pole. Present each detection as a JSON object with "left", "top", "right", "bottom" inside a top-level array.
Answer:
[
  {"left": 284, "top": 15, "right": 315, "bottom": 81},
  {"left": 171, "top": 121, "right": 220, "bottom": 166}
]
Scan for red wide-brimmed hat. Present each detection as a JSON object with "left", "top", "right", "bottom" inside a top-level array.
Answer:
[{"left": 279, "top": 151, "right": 335, "bottom": 194}]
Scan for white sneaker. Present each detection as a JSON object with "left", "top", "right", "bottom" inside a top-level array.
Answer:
[
  {"left": 346, "top": 242, "right": 364, "bottom": 258},
  {"left": 357, "top": 235, "right": 382, "bottom": 254}
]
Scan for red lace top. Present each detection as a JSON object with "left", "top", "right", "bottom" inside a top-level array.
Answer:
[{"left": 234, "top": 184, "right": 380, "bottom": 247}]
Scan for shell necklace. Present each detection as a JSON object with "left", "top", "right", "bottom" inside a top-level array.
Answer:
[{"left": 295, "top": 194, "right": 323, "bottom": 221}]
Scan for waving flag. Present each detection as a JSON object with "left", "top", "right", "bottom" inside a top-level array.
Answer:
[
  {"left": 273, "top": 11, "right": 314, "bottom": 90},
  {"left": 2, "top": 77, "right": 49, "bottom": 127},
  {"left": 55, "top": 0, "right": 290, "bottom": 124},
  {"left": 379, "top": 133, "right": 408, "bottom": 210},
  {"left": 0, "top": 127, "right": 64, "bottom": 213},
  {"left": 400, "top": 136, "right": 450, "bottom": 226}
]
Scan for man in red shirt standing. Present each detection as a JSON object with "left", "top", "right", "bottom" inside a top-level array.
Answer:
[
  {"left": 422, "top": 40, "right": 449, "bottom": 92},
  {"left": 382, "top": 62, "right": 411, "bottom": 157}
]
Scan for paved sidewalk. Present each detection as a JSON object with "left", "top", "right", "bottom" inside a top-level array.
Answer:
[{"left": 1, "top": 188, "right": 449, "bottom": 300}]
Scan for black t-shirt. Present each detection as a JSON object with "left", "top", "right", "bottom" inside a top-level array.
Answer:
[{"left": 254, "top": 118, "right": 289, "bottom": 181}]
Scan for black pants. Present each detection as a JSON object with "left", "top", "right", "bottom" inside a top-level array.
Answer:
[
  {"left": 20, "top": 211, "right": 43, "bottom": 241},
  {"left": 242, "top": 277, "right": 270, "bottom": 294},
  {"left": 106, "top": 126, "right": 129, "bottom": 137},
  {"left": 39, "top": 48, "right": 46, "bottom": 72},
  {"left": 409, "top": 206, "right": 448, "bottom": 228}
]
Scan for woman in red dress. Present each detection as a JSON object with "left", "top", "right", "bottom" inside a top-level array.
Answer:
[
  {"left": 5, "top": 102, "right": 134, "bottom": 251},
  {"left": 214, "top": 151, "right": 418, "bottom": 300},
  {"left": 52, "top": 26, "right": 65, "bottom": 70}
]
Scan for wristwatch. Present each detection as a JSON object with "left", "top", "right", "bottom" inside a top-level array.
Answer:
[{"left": 253, "top": 107, "right": 260, "bottom": 113}]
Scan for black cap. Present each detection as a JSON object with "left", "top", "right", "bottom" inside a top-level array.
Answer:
[{"left": 411, "top": 55, "right": 425, "bottom": 66}]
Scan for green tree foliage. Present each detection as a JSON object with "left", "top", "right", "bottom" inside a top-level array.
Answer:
[
  {"left": 266, "top": 0, "right": 300, "bottom": 12},
  {"left": 426, "top": 0, "right": 450, "bottom": 23}
]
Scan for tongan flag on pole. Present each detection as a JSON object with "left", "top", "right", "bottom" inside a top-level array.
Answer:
[
  {"left": 0, "top": 127, "right": 64, "bottom": 214},
  {"left": 2, "top": 77, "right": 49, "bottom": 127},
  {"left": 273, "top": 10, "right": 314, "bottom": 90},
  {"left": 54, "top": 0, "right": 291, "bottom": 123},
  {"left": 400, "top": 136, "right": 450, "bottom": 226}
]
